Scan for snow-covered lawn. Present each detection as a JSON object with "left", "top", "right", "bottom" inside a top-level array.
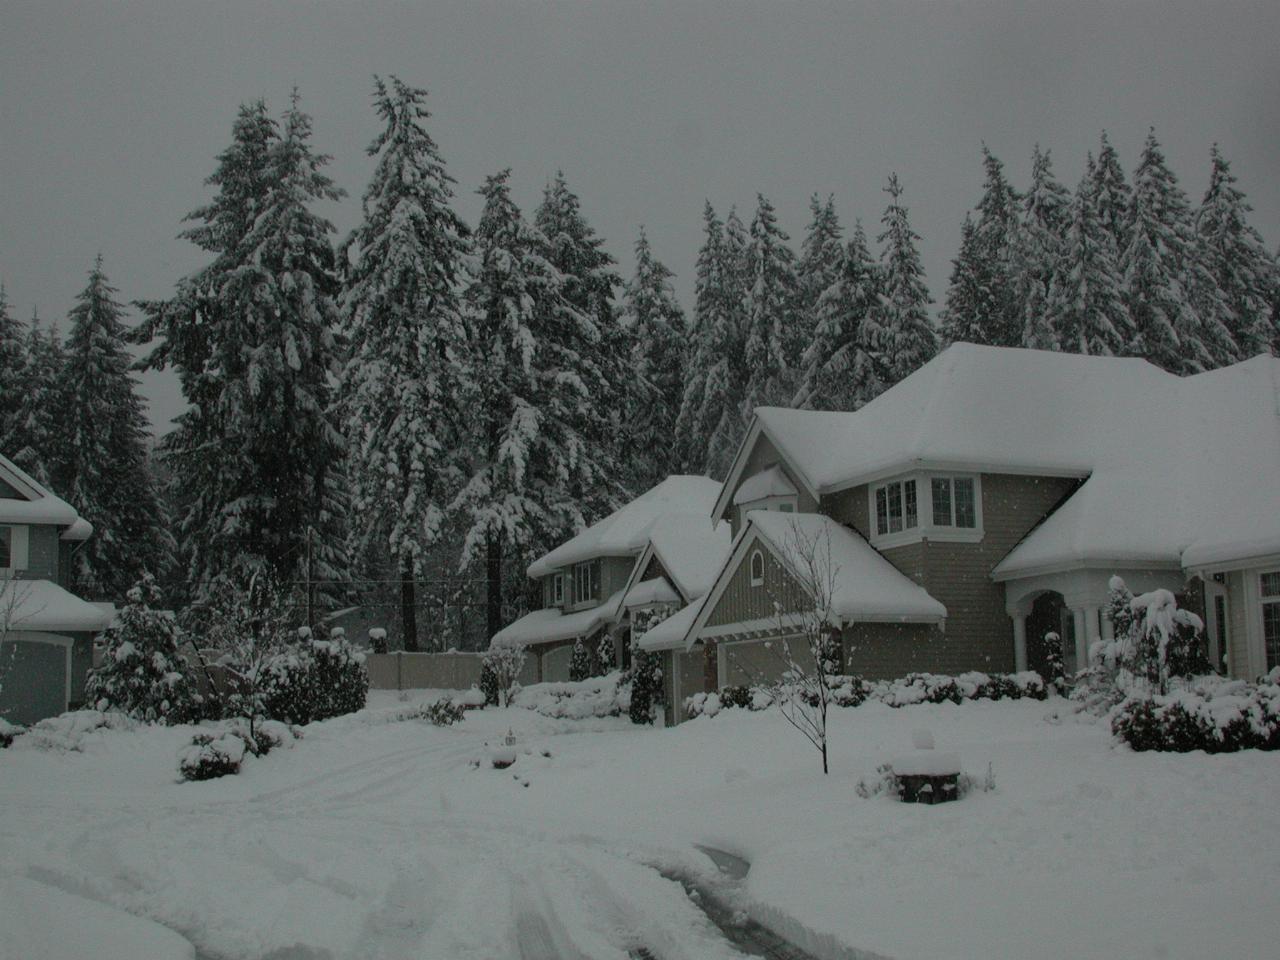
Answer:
[{"left": 2, "top": 691, "right": 1278, "bottom": 959}]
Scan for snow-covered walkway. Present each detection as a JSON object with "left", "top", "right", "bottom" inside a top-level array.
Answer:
[{"left": 2, "top": 692, "right": 1279, "bottom": 959}]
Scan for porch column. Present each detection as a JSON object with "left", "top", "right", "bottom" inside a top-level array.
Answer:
[
  {"left": 1100, "top": 610, "right": 1115, "bottom": 641},
  {"left": 1084, "top": 606, "right": 1102, "bottom": 666},
  {"left": 1072, "top": 608, "right": 1089, "bottom": 674},
  {"left": 1013, "top": 615, "right": 1028, "bottom": 673}
]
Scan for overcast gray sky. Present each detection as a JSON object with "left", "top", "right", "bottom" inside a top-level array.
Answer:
[{"left": 3, "top": 0, "right": 1278, "bottom": 431}]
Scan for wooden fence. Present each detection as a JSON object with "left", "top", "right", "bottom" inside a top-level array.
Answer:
[{"left": 364, "top": 651, "right": 539, "bottom": 691}]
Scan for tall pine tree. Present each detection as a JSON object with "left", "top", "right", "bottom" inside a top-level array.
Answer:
[
  {"left": 741, "top": 193, "right": 801, "bottom": 418},
  {"left": 1196, "top": 144, "right": 1277, "bottom": 359},
  {"left": 1091, "top": 132, "right": 1132, "bottom": 259},
  {"left": 877, "top": 174, "right": 937, "bottom": 386},
  {"left": 0, "top": 285, "right": 26, "bottom": 452},
  {"left": 1014, "top": 145, "right": 1072, "bottom": 350},
  {"left": 341, "top": 78, "right": 472, "bottom": 650},
  {"left": 940, "top": 214, "right": 991, "bottom": 345},
  {"left": 970, "top": 146, "right": 1023, "bottom": 346},
  {"left": 8, "top": 311, "right": 66, "bottom": 486},
  {"left": 457, "top": 170, "right": 613, "bottom": 637},
  {"left": 797, "top": 194, "right": 843, "bottom": 346},
  {"left": 794, "top": 221, "right": 885, "bottom": 410},
  {"left": 60, "top": 256, "right": 171, "bottom": 599},
  {"left": 622, "top": 227, "right": 687, "bottom": 490}
]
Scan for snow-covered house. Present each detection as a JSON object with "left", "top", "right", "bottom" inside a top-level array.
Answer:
[
  {"left": 0, "top": 452, "right": 113, "bottom": 725},
  {"left": 639, "top": 344, "right": 1280, "bottom": 720},
  {"left": 490, "top": 476, "right": 730, "bottom": 682}
]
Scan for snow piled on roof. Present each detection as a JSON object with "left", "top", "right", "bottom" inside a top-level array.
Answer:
[
  {"left": 1, "top": 579, "right": 114, "bottom": 632},
  {"left": 490, "top": 589, "right": 625, "bottom": 648},
  {"left": 747, "top": 344, "right": 1280, "bottom": 575},
  {"left": 0, "top": 452, "right": 82, "bottom": 527},
  {"left": 622, "top": 577, "right": 680, "bottom": 608},
  {"left": 644, "top": 514, "right": 731, "bottom": 601},
  {"left": 731, "top": 464, "right": 797, "bottom": 505},
  {"left": 636, "top": 594, "right": 706, "bottom": 651},
  {"left": 750, "top": 511, "right": 947, "bottom": 623},
  {"left": 527, "top": 475, "right": 722, "bottom": 578}
]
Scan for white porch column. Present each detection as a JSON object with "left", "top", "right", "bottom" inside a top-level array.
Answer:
[
  {"left": 1072, "top": 608, "right": 1089, "bottom": 674},
  {"left": 1100, "top": 609, "right": 1115, "bottom": 641},
  {"left": 1013, "top": 615, "right": 1028, "bottom": 673},
  {"left": 1084, "top": 606, "right": 1102, "bottom": 666}
]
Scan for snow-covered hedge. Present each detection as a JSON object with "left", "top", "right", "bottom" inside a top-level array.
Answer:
[
  {"left": 0, "top": 718, "right": 22, "bottom": 748},
  {"left": 1112, "top": 674, "right": 1280, "bottom": 753},
  {"left": 8, "top": 710, "right": 136, "bottom": 752},
  {"left": 686, "top": 671, "right": 1047, "bottom": 718},
  {"left": 510, "top": 673, "right": 631, "bottom": 720},
  {"left": 261, "top": 635, "right": 369, "bottom": 726},
  {"left": 178, "top": 718, "right": 300, "bottom": 781}
]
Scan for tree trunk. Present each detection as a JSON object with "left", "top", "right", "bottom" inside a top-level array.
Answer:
[
  {"left": 400, "top": 553, "right": 418, "bottom": 652},
  {"left": 486, "top": 530, "right": 504, "bottom": 640}
]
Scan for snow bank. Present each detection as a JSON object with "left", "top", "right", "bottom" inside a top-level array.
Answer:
[
  {"left": 9, "top": 710, "right": 136, "bottom": 752},
  {"left": 511, "top": 673, "right": 631, "bottom": 719}
]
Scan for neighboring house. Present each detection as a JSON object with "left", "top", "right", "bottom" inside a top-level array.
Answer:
[
  {"left": 0, "top": 452, "right": 113, "bottom": 725},
  {"left": 490, "top": 476, "right": 731, "bottom": 684},
  {"left": 638, "top": 344, "right": 1280, "bottom": 722}
]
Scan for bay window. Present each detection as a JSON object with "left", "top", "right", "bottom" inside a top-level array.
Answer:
[{"left": 870, "top": 474, "right": 981, "bottom": 546}]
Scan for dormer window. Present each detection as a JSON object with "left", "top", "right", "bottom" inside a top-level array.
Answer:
[
  {"left": 749, "top": 550, "right": 765, "bottom": 587},
  {"left": 733, "top": 464, "right": 799, "bottom": 524},
  {"left": 552, "top": 574, "right": 564, "bottom": 605},
  {"left": 870, "top": 474, "right": 982, "bottom": 547},
  {"left": 573, "top": 561, "right": 599, "bottom": 604}
]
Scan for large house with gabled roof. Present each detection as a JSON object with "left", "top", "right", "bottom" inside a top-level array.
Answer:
[
  {"left": 0, "top": 452, "right": 113, "bottom": 725},
  {"left": 631, "top": 343, "right": 1280, "bottom": 723}
]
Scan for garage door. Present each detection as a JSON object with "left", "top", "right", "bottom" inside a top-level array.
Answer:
[
  {"left": 542, "top": 644, "right": 574, "bottom": 683},
  {"left": 0, "top": 634, "right": 70, "bottom": 726}
]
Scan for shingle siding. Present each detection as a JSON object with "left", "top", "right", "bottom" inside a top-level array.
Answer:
[{"left": 842, "top": 622, "right": 941, "bottom": 679}]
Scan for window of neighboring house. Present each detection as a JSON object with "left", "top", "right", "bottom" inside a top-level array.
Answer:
[
  {"left": 573, "top": 562, "right": 599, "bottom": 604},
  {"left": 1262, "top": 571, "right": 1280, "bottom": 673},
  {"left": 931, "top": 476, "right": 977, "bottom": 529},
  {"left": 749, "top": 550, "right": 765, "bottom": 587},
  {"left": 874, "top": 479, "right": 918, "bottom": 536},
  {"left": 0, "top": 526, "right": 10, "bottom": 568},
  {"left": 552, "top": 574, "right": 564, "bottom": 606}
]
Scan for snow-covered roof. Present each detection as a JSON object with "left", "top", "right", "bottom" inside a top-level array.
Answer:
[
  {"left": 490, "top": 589, "right": 626, "bottom": 648},
  {"left": 0, "top": 452, "right": 83, "bottom": 528},
  {"left": 643, "top": 515, "right": 732, "bottom": 601},
  {"left": 622, "top": 577, "right": 680, "bottom": 608},
  {"left": 527, "top": 476, "right": 723, "bottom": 578},
  {"left": 717, "top": 344, "right": 1278, "bottom": 577},
  {"left": 749, "top": 512, "right": 947, "bottom": 623},
  {"left": 636, "top": 594, "right": 706, "bottom": 651},
  {"left": 731, "top": 464, "right": 797, "bottom": 505},
  {"left": 0, "top": 579, "right": 113, "bottom": 633}
]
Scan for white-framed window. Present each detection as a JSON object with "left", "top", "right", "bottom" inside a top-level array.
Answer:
[
  {"left": 749, "top": 550, "right": 765, "bottom": 587},
  {"left": 868, "top": 474, "right": 981, "bottom": 547},
  {"left": 552, "top": 573, "right": 564, "bottom": 606},
  {"left": 1262, "top": 571, "right": 1280, "bottom": 673},
  {"left": 0, "top": 525, "right": 27, "bottom": 571},
  {"left": 573, "top": 561, "right": 599, "bottom": 604}
]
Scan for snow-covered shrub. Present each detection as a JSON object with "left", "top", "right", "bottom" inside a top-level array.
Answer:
[
  {"left": 1105, "top": 576, "right": 1210, "bottom": 696},
  {"left": 1112, "top": 676, "right": 1280, "bottom": 753},
  {"left": 480, "top": 644, "right": 527, "bottom": 707},
  {"left": 854, "top": 764, "right": 897, "bottom": 799},
  {"left": 179, "top": 732, "right": 246, "bottom": 781},
  {"left": 511, "top": 673, "right": 630, "bottom": 720},
  {"left": 685, "top": 691, "right": 723, "bottom": 719},
  {"left": 719, "top": 685, "right": 753, "bottom": 710},
  {"left": 421, "top": 698, "right": 466, "bottom": 726},
  {"left": 13, "top": 710, "right": 135, "bottom": 752},
  {"left": 0, "top": 718, "right": 21, "bottom": 748},
  {"left": 84, "top": 574, "right": 202, "bottom": 724},
  {"left": 1041, "top": 631, "right": 1067, "bottom": 693},
  {"left": 368, "top": 627, "right": 388, "bottom": 654},
  {"left": 569, "top": 638, "right": 592, "bottom": 682},
  {"left": 260, "top": 634, "right": 369, "bottom": 726},
  {"left": 830, "top": 675, "right": 872, "bottom": 708},
  {"left": 627, "top": 646, "right": 663, "bottom": 724}
]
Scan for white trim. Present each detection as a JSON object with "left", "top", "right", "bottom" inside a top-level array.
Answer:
[
  {"left": 710, "top": 419, "right": 821, "bottom": 524},
  {"left": 552, "top": 573, "right": 565, "bottom": 606},
  {"left": 1243, "top": 571, "right": 1263, "bottom": 678},
  {"left": 1259, "top": 569, "right": 1280, "bottom": 675},
  {"left": 749, "top": 549, "right": 764, "bottom": 587},
  {"left": 822, "top": 459, "right": 1090, "bottom": 496},
  {"left": 701, "top": 613, "right": 810, "bottom": 639},
  {"left": 993, "top": 557, "right": 1184, "bottom": 583},
  {"left": 866, "top": 472, "right": 985, "bottom": 551},
  {"left": 1, "top": 630, "right": 74, "bottom": 711},
  {"left": 1185, "top": 553, "right": 1280, "bottom": 579}
]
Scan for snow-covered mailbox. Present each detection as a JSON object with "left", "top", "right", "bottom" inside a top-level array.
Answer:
[{"left": 890, "top": 729, "right": 960, "bottom": 804}]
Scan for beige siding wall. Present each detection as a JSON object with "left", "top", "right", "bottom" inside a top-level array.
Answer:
[
  {"left": 704, "top": 535, "right": 807, "bottom": 628},
  {"left": 723, "top": 434, "right": 818, "bottom": 535}
]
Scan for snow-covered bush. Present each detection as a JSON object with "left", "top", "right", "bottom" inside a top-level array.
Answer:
[
  {"left": 421, "top": 698, "right": 466, "bottom": 726},
  {"left": 84, "top": 574, "right": 203, "bottom": 724},
  {"left": 1105, "top": 576, "right": 1210, "bottom": 695},
  {"left": 12, "top": 709, "right": 136, "bottom": 752},
  {"left": 1112, "top": 675, "right": 1280, "bottom": 753},
  {"left": 0, "top": 718, "right": 20, "bottom": 748},
  {"left": 511, "top": 673, "right": 630, "bottom": 720},
  {"left": 627, "top": 645, "right": 663, "bottom": 724},
  {"left": 368, "top": 627, "right": 388, "bottom": 654},
  {"left": 480, "top": 644, "right": 526, "bottom": 707},
  {"left": 261, "top": 633, "right": 369, "bottom": 726},
  {"left": 179, "top": 732, "right": 245, "bottom": 781},
  {"left": 569, "top": 638, "right": 592, "bottom": 682}
]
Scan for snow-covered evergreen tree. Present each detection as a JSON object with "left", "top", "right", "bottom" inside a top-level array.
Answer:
[
  {"left": 794, "top": 221, "right": 885, "bottom": 410},
  {"left": 1122, "top": 131, "right": 1234, "bottom": 374},
  {"left": 876, "top": 174, "right": 937, "bottom": 386},
  {"left": 139, "top": 93, "right": 349, "bottom": 605},
  {"left": 1196, "top": 144, "right": 1277, "bottom": 359},
  {"left": 534, "top": 171, "right": 629, "bottom": 476},
  {"left": 741, "top": 193, "right": 801, "bottom": 418},
  {"left": 8, "top": 311, "right": 67, "bottom": 485},
  {"left": 797, "top": 194, "right": 843, "bottom": 345},
  {"left": 1091, "top": 132, "right": 1132, "bottom": 259},
  {"left": 1045, "top": 171, "right": 1129, "bottom": 356},
  {"left": 939, "top": 214, "right": 990, "bottom": 345},
  {"left": 0, "top": 285, "right": 25, "bottom": 452},
  {"left": 1014, "top": 145, "right": 1072, "bottom": 350},
  {"left": 84, "top": 573, "right": 199, "bottom": 723},
  {"left": 674, "top": 203, "right": 746, "bottom": 478},
  {"left": 60, "top": 257, "right": 171, "bottom": 599},
  {"left": 456, "top": 170, "right": 614, "bottom": 637},
  {"left": 622, "top": 227, "right": 687, "bottom": 490},
  {"left": 341, "top": 78, "right": 472, "bottom": 650},
  {"left": 969, "top": 146, "right": 1023, "bottom": 346}
]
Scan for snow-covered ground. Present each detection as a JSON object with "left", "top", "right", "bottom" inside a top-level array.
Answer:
[{"left": 2, "top": 690, "right": 1278, "bottom": 959}]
